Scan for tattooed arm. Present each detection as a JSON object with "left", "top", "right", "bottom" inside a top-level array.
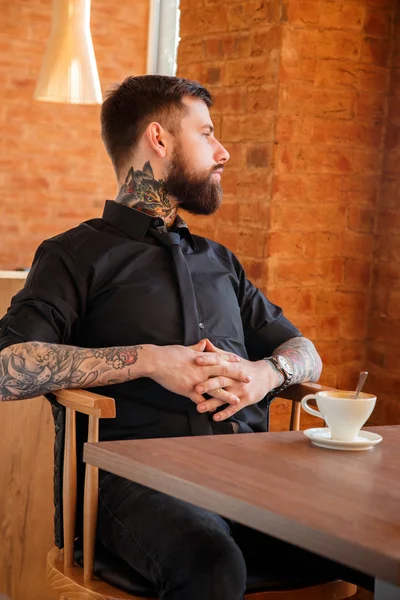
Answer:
[
  {"left": 272, "top": 336, "right": 322, "bottom": 385},
  {"left": 0, "top": 341, "right": 250, "bottom": 404},
  {"left": 0, "top": 341, "right": 145, "bottom": 401}
]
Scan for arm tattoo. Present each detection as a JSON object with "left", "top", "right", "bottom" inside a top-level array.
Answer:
[
  {"left": 115, "top": 161, "right": 177, "bottom": 226},
  {"left": 272, "top": 337, "right": 322, "bottom": 385},
  {"left": 0, "top": 342, "right": 142, "bottom": 402}
]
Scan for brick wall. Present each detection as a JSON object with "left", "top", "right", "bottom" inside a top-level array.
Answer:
[
  {"left": 0, "top": 0, "right": 149, "bottom": 269},
  {"left": 178, "top": 0, "right": 398, "bottom": 427},
  {"left": 368, "top": 5, "right": 400, "bottom": 424}
]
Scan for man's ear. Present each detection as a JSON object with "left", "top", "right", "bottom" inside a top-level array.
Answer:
[{"left": 145, "top": 122, "right": 168, "bottom": 158}]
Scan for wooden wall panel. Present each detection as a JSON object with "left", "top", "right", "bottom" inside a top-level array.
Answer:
[{"left": 0, "top": 275, "right": 56, "bottom": 600}]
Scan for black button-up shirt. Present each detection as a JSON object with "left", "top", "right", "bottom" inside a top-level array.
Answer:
[{"left": 0, "top": 200, "right": 301, "bottom": 439}]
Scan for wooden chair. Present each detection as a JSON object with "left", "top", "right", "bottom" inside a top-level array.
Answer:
[{"left": 47, "top": 383, "right": 357, "bottom": 600}]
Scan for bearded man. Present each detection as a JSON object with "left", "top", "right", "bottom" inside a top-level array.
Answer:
[{"left": 0, "top": 76, "right": 343, "bottom": 599}]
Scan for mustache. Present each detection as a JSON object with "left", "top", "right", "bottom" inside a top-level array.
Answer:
[{"left": 210, "top": 165, "right": 224, "bottom": 175}]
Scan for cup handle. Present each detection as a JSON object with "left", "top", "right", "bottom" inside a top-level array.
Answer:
[{"left": 301, "top": 394, "right": 323, "bottom": 419}]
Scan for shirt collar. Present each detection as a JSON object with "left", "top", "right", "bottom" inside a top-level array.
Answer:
[{"left": 101, "top": 200, "right": 198, "bottom": 251}]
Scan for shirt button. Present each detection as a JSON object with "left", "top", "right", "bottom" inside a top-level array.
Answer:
[{"left": 199, "top": 322, "right": 205, "bottom": 330}]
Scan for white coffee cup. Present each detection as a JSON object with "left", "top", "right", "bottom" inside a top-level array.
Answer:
[{"left": 301, "top": 390, "right": 376, "bottom": 442}]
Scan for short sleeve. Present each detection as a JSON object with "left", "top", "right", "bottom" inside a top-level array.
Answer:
[
  {"left": 0, "top": 241, "right": 87, "bottom": 352},
  {"left": 232, "top": 256, "right": 302, "bottom": 360}
]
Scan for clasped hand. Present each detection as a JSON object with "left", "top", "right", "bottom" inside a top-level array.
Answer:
[{"left": 149, "top": 339, "right": 280, "bottom": 423}]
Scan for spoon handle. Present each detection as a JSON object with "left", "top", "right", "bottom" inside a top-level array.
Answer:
[{"left": 355, "top": 371, "right": 368, "bottom": 398}]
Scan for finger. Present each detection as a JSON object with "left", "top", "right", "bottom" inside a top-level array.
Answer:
[
  {"left": 189, "top": 391, "right": 210, "bottom": 405},
  {"left": 195, "top": 376, "right": 235, "bottom": 395},
  {"left": 190, "top": 339, "right": 207, "bottom": 352},
  {"left": 203, "top": 387, "right": 240, "bottom": 408},
  {"left": 197, "top": 397, "right": 229, "bottom": 413},
  {"left": 213, "top": 402, "right": 244, "bottom": 422},
  {"left": 205, "top": 364, "right": 251, "bottom": 384},
  {"left": 195, "top": 353, "right": 240, "bottom": 365},
  {"left": 204, "top": 339, "right": 222, "bottom": 353}
]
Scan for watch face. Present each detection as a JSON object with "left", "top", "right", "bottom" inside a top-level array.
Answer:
[{"left": 277, "top": 356, "right": 294, "bottom": 377}]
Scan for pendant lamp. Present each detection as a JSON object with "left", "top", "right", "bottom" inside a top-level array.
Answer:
[{"left": 34, "top": 0, "right": 102, "bottom": 105}]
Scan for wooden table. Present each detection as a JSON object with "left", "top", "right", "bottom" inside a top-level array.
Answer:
[{"left": 84, "top": 425, "right": 400, "bottom": 599}]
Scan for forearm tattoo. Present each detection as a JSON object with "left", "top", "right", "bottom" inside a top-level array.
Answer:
[
  {"left": 0, "top": 342, "right": 142, "bottom": 401},
  {"left": 115, "top": 161, "right": 177, "bottom": 226},
  {"left": 273, "top": 337, "right": 322, "bottom": 384}
]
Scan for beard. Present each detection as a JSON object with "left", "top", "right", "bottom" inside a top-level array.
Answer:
[{"left": 164, "top": 148, "right": 223, "bottom": 216}]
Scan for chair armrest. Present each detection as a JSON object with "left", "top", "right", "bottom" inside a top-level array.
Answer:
[
  {"left": 277, "top": 382, "right": 336, "bottom": 403},
  {"left": 54, "top": 389, "right": 116, "bottom": 419}
]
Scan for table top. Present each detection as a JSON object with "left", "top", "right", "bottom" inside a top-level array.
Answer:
[{"left": 84, "top": 426, "right": 400, "bottom": 585}]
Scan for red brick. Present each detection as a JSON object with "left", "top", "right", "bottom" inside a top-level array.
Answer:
[
  {"left": 271, "top": 258, "right": 344, "bottom": 287},
  {"left": 236, "top": 229, "right": 267, "bottom": 258},
  {"left": 315, "top": 289, "right": 369, "bottom": 314},
  {"left": 362, "top": 37, "right": 392, "bottom": 66},
  {"left": 378, "top": 208, "right": 400, "bottom": 233},
  {"left": 222, "top": 142, "right": 247, "bottom": 169},
  {"left": 387, "top": 291, "right": 400, "bottom": 319},
  {"left": 279, "top": 56, "right": 317, "bottom": 84},
  {"left": 356, "top": 93, "right": 386, "bottom": 121},
  {"left": 226, "top": 56, "right": 279, "bottom": 86},
  {"left": 342, "top": 232, "right": 375, "bottom": 259},
  {"left": 281, "top": 0, "right": 321, "bottom": 25},
  {"left": 238, "top": 200, "right": 270, "bottom": 225},
  {"left": 221, "top": 170, "right": 272, "bottom": 198},
  {"left": 275, "top": 116, "right": 312, "bottom": 143},
  {"left": 246, "top": 85, "right": 278, "bottom": 112},
  {"left": 380, "top": 179, "right": 400, "bottom": 207},
  {"left": 211, "top": 88, "right": 247, "bottom": 115},
  {"left": 340, "top": 313, "right": 369, "bottom": 340},
  {"left": 319, "top": 1, "right": 365, "bottom": 31},
  {"left": 243, "top": 258, "right": 266, "bottom": 282},
  {"left": 215, "top": 202, "right": 240, "bottom": 225},
  {"left": 387, "top": 93, "right": 400, "bottom": 123},
  {"left": 246, "top": 143, "right": 273, "bottom": 168},
  {"left": 311, "top": 118, "right": 383, "bottom": 146},
  {"left": 228, "top": 0, "right": 281, "bottom": 30},
  {"left": 251, "top": 26, "right": 281, "bottom": 56},
  {"left": 177, "top": 38, "right": 203, "bottom": 64},
  {"left": 180, "top": 6, "right": 228, "bottom": 36},
  {"left": 222, "top": 114, "right": 275, "bottom": 142},
  {"left": 270, "top": 202, "right": 346, "bottom": 231},
  {"left": 315, "top": 60, "right": 389, "bottom": 92},
  {"left": 282, "top": 27, "right": 362, "bottom": 61},
  {"left": 203, "top": 33, "right": 251, "bottom": 60},
  {"left": 347, "top": 206, "right": 376, "bottom": 233},
  {"left": 364, "top": 8, "right": 392, "bottom": 37},
  {"left": 268, "top": 287, "right": 317, "bottom": 313},
  {"left": 278, "top": 85, "right": 356, "bottom": 119},
  {"left": 344, "top": 259, "right": 372, "bottom": 288},
  {"left": 373, "top": 262, "right": 400, "bottom": 291}
]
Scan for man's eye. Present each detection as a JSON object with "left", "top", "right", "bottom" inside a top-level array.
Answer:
[{"left": 203, "top": 133, "right": 211, "bottom": 138}]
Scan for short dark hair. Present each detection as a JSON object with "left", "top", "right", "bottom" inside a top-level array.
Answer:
[{"left": 101, "top": 75, "right": 212, "bottom": 175}]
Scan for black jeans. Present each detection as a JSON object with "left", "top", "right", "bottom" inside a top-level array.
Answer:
[{"left": 97, "top": 472, "right": 371, "bottom": 600}]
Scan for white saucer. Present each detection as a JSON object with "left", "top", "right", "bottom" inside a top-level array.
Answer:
[{"left": 303, "top": 428, "right": 382, "bottom": 451}]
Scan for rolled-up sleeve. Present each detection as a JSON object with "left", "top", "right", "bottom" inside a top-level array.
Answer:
[
  {"left": 233, "top": 257, "right": 302, "bottom": 360},
  {"left": 0, "top": 241, "right": 86, "bottom": 352}
]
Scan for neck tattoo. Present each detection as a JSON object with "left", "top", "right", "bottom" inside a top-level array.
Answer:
[{"left": 115, "top": 162, "right": 177, "bottom": 226}]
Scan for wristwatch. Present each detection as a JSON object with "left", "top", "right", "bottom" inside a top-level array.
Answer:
[{"left": 263, "top": 355, "right": 294, "bottom": 396}]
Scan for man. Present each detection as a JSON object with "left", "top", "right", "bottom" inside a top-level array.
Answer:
[{"left": 0, "top": 76, "right": 332, "bottom": 599}]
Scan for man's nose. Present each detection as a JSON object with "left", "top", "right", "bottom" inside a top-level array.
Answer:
[{"left": 215, "top": 141, "right": 230, "bottom": 164}]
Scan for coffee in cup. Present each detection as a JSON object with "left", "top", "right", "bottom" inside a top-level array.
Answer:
[{"left": 301, "top": 390, "right": 376, "bottom": 442}]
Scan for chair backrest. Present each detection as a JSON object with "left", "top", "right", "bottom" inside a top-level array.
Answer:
[{"left": 53, "top": 388, "right": 116, "bottom": 581}]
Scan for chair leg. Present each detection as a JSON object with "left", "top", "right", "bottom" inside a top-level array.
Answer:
[{"left": 289, "top": 401, "right": 301, "bottom": 431}]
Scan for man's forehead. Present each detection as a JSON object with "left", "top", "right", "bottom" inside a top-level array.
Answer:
[{"left": 181, "top": 96, "right": 212, "bottom": 127}]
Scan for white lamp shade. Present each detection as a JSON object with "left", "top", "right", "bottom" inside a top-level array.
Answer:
[{"left": 34, "top": 0, "right": 102, "bottom": 105}]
